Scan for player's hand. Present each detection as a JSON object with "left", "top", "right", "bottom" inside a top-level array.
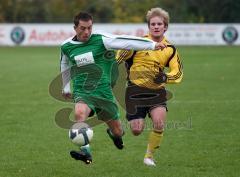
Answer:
[
  {"left": 153, "top": 72, "right": 168, "bottom": 84},
  {"left": 62, "top": 92, "right": 72, "bottom": 99},
  {"left": 155, "top": 42, "right": 167, "bottom": 50}
]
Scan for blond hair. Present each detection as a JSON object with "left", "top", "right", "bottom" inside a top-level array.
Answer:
[{"left": 146, "top": 7, "right": 169, "bottom": 28}]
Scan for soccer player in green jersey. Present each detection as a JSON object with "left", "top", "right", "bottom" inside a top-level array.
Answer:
[{"left": 60, "top": 11, "right": 165, "bottom": 164}]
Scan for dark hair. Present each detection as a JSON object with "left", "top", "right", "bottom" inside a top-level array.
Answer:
[{"left": 73, "top": 12, "right": 93, "bottom": 26}]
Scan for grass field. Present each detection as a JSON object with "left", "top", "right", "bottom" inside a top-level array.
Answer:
[{"left": 0, "top": 46, "right": 240, "bottom": 177}]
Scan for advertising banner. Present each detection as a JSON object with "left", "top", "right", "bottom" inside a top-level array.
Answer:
[{"left": 0, "top": 23, "right": 239, "bottom": 46}]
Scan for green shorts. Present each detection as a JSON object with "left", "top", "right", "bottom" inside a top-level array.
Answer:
[{"left": 73, "top": 86, "right": 120, "bottom": 121}]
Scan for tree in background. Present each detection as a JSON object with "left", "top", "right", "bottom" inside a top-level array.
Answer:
[
  {"left": 0, "top": 0, "right": 47, "bottom": 23},
  {"left": 112, "top": 0, "right": 160, "bottom": 23},
  {"left": 186, "top": 0, "right": 240, "bottom": 23},
  {"left": 0, "top": 0, "right": 239, "bottom": 23}
]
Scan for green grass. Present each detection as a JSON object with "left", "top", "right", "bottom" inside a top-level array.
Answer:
[{"left": 0, "top": 46, "right": 240, "bottom": 177}]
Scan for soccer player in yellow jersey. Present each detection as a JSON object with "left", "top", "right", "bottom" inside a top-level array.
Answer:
[{"left": 116, "top": 7, "right": 183, "bottom": 166}]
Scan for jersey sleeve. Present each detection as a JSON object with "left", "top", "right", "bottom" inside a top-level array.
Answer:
[
  {"left": 60, "top": 49, "right": 71, "bottom": 93},
  {"left": 115, "top": 50, "right": 135, "bottom": 64},
  {"left": 101, "top": 33, "right": 156, "bottom": 50},
  {"left": 165, "top": 47, "right": 183, "bottom": 84}
]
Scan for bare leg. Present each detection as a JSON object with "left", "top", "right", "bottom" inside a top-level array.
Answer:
[{"left": 129, "top": 118, "right": 145, "bottom": 136}]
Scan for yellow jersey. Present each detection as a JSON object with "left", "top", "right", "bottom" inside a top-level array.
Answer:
[{"left": 116, "top": 35, "right": 183, "bottom": 89}]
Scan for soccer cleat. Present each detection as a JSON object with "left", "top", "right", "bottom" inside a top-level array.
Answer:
[
  {"left": 107, "top": 128, "right": 124, "bottom": 150},
  {"left": 143, "top": 158, "right": 156, "bottom": 166},
  {"left": 70, "top": 150, "right": 92, "bottom": 164}
]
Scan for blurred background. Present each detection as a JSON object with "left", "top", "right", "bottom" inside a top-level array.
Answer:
[
  {"left": 1, "top": 1, "right": 240, "bottom": 177},
  {"left": 1, "top": 0, "right": 240, "bottom": 46},
  {"left": 0, "top": 0, "right": 239, "bottom": 23}
]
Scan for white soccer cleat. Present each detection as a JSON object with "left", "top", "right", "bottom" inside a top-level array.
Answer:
[{"left": 143, "top": 158, "right": 156, "bottom": 166}]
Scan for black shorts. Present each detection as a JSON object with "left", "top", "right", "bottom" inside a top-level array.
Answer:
[{"left": 125, "top": 82, "right": 168, "bottom": 121}]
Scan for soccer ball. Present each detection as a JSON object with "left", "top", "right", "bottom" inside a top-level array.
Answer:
[{"left": 69, "top": 127, "right": 93, "bottom": 146}]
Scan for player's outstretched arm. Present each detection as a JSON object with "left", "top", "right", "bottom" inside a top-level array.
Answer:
[{"left": 100, "top": 32, "right": 166, "bottom": 51}]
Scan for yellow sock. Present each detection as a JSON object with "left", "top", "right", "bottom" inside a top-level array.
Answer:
[{"left": 144, "top": 130, "right": 163, "bottom": 159}]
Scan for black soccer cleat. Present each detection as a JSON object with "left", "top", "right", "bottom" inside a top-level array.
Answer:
[
  {"left": 107, "top": 128, "right": 124, "bottom": 150},
  {"left": 70, "top": 150, "right": 92, "bottom": 164}
]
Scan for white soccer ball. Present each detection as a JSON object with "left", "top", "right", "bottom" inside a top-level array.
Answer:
[{"left": 69, "top": 127, "right": 93, "bottom": 146}]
